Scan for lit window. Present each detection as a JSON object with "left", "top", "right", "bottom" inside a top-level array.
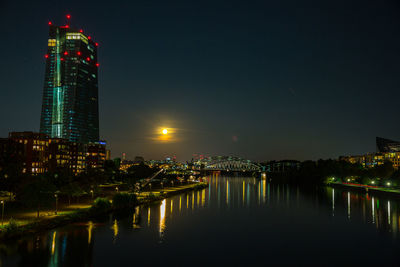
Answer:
[{"left": 48, "top": 39, "right": 56, "bottom": 46}]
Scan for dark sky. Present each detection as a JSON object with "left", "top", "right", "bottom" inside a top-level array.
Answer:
[{"left": 1, "top": 0, "right": 400, "bottom": 162}]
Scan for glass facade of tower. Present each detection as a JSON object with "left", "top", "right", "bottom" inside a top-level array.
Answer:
[{"left": 40, "top": 24, "right": 99, "bottom": 143}]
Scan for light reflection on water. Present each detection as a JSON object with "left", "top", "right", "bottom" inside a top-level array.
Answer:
[{"left": 3, "top": 175, "right": 400, "bottom": 266}]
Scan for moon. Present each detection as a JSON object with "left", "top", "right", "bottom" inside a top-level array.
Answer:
[{"left": 162, "top": 129, "right": 168, "bottom": 135}]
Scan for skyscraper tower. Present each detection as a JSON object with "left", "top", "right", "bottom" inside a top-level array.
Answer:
[{"left": 40, "top": 15, "right": 100, "bottom": 143}]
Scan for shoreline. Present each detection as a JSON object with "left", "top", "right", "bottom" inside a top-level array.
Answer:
[
  {"left": 329, "top": 182, "right": 400, "bottom": 198},
  {"left": 0, "top": 182, "right": 208, "bottom": 241}
]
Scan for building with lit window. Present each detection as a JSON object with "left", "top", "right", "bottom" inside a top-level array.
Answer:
[
  {"left": 2, "top": 131, "right": 109, "bottom": 175},
  {"left": 86, "top": 141, "right": 106, "bottom": 170},
  {"left": 48, "top": 138, "right": 71, "bottom": 172},
  {"left": 339, "top": 137, "right": 400, "bottom": 169},
  {"left": 376, "top": 137, "right": 400, "bottom": 153},
  {"left": 8, "top": 132, "right": 49, "bottom": 175},
  {"left": 70, "top": 142, "right": 87, "bottom": 174},
  {"left": 40, "top": 17, "right": 100, "bottom": 144}
]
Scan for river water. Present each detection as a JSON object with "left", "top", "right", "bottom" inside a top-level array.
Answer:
[{"left": 2, "top": 175, "right": 400, "bottom": 266}]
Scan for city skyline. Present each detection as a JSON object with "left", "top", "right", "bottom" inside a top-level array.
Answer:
[
  {"left": 1, "top": 0, "right": 400, "bottom": 161},
  {"left": 2, "top": 2, "right": 400, "bottom": 265}
]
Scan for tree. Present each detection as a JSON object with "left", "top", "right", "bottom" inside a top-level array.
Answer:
[
  {"left": 19, "top": 175, "right": 56, "bottom": 218},
  {"left": 60, "top": 181, "right": 84, "bottom": 205},
  {"left": 373, "top": 160, "right": 394, "bottom": 179},
  {"left": 104, "top": 160, "right": 120, "bottom": 182},
  {"left": 125, "top": 163, "right": 159, "bottom": 190}
]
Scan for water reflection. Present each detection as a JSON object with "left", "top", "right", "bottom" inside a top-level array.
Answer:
[
  {"left": 332, "top": 188, "right": 335, "bottom": 216},
  {"left": 4, "top": 176, "right": 400, "bottom": 266},
  {"left": 51, "top": 232, "right": 56, "bottom": 255},
  {"left": 133, "top": 206, "right": 140, "bottom": 228},
  {"left": 147, "top": 207, "right": 151, "bottom": 226},
  {"left": 87, "top": 221, "right": 93, "bottom": 244},
  {"left": 159, "top": 199, "right": 166, "bottom": 238},
  {"left": 347, "top": 192, "right": 351, "bottom": 219},
  {"left": 372, "top": 196, "right": 375, "bottom": 224},
  {"left": 112, "top": 219, "right": 118, "bottom": 243}
]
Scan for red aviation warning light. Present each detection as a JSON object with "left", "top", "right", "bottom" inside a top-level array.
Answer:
[
  {"left": 77, "top": 51, "right": 81, "bottom": 56},
  {"left": 64, "top": 51, "right": 68, "bottom": 56},
  {"left": 60, "top": 57, "right": 64, "bottom": 61},
  {"left": 48, "top": 21, "right": 52, "bottom": 25},
  {"left": 79, "top": 29, "right": 83, "bottom": 33},
  {"left": 66, "top": 14, "right": 71, "bottom": 19},
  {"left": 95, "top": 42, "right": 98, "bottom": 46},
  {"left": 96, "top": 63, "right": 100, "bottom": 67},
  {"left": 44, "top": 54, "right": 49, "bottom": 59},
  {"left": 86, "top": 57, "right": 90, "bottom": 61},
  {"left": 88, "top": 36, "right": 91, "bottom": 40}
]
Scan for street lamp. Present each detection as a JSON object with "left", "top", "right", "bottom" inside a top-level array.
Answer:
[
  {"left": 115, "top": 187, "right": 119, "bottom": 193},
  {"left": 90, "top": 190, "right": 94, "bottom": 199},
  {"left": 387, "top": 182, "right": 391, "bottom": 187},
  {"left": 149, "top": 183, "right": 152, "bottom": 191},
  {"left": 1, "top": 200, "right": 4, "bottom": 226},
  {"left": 54, "top": 194, "right": 58, "bottom": 215}
]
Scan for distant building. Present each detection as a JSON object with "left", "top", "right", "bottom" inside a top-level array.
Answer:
[
  {"left": 134, "top": 156, "right": 144, "bottom": 164},
  {"left": 86, "top": 141, "right": 106, "bottom": 170},
  {"left": 376, "top": 137, "right": 400, "bottom": 153},
  {"left": 119, "top": 160, "right": 134, "bottom": 172},
  {"left": 40, "top": 19, "right": 100, "bottom": 143},
  {"left": 264, "top": 160, "right": 300, "bottom": 173},
  {"left": 119, "top": 156, "right": 145, "bottom": 172},
  {"left": 340, "top": 152, "right": 400, "bottom": 169}
]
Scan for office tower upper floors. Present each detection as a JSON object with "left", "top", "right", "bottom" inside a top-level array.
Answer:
[{"left": 40, "top": 24, "right": 99, "bottom": 144}]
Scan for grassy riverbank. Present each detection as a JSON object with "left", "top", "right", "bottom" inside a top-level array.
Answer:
[{"left": 0, "top": 182, "right": 208, "bottom": 241}]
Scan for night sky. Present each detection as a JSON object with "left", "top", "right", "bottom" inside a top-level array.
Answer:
[{"left": 1, "top": 0, "right": 400, "bottom": 162}]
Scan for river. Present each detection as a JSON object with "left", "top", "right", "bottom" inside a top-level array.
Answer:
[{"left": 2, "top": 174, "right": 400, "bottom": 266}]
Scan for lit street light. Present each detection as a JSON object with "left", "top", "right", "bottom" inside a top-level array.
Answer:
[
  {"left": 115, "top": 187, "right": 119, "bottom": 193},
  {"left": 54, "top": 193, "right": 58, "bottom": 215},
  {"left": 90, "top": 190, "right": 94, "bottom": 199},
  {"left": 1, "top": 200, "right": 4, "bottom": 226}
]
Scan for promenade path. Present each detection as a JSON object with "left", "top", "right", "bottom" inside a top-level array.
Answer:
[{"left": 0, "top": 183, "right": 204, "bottom": 228}]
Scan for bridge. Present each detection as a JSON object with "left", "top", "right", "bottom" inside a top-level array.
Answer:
[
  {"left": 199, "top": 157, "right": 263, "bottom": 172},
  {"left": 136, "top": 168, "right": 164, "bottom": 192}
]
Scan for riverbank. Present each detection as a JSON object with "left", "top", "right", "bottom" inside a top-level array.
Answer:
[
  {"left": 329, "top": 182, "right": 400, "bottom": 198},
  {"left": 0, "top": 182, "right": 208, "bottom": 241}
]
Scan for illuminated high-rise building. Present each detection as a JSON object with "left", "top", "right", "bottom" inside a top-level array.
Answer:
[{"left": 40, "top": 15, "right": 100, "bottom": 143}]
